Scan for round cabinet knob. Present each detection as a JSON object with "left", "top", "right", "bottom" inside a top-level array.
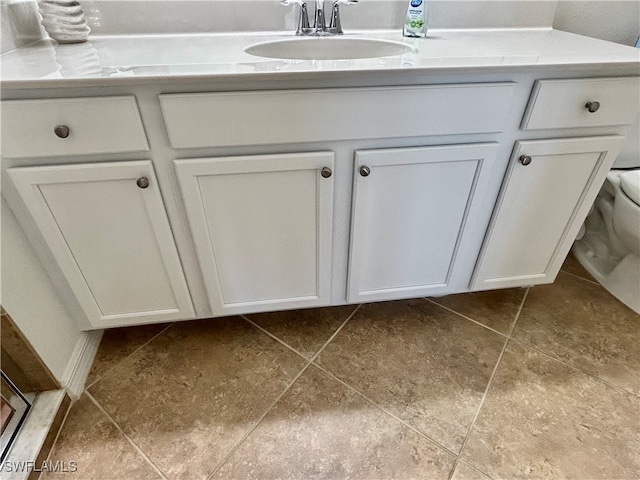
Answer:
[
  {"left": 359, "top": 166, "right": 371, "bottom": 177},
  {"left": 585, "top": 101, "right": 600, "bottom": 113},
  {"left": 54, "top": 125, "right": 70, "bottom": 138},
  {"left": 136, "top": 177, "right": 150, "bottom": 189},
  {"left": 519, "top": 155, "right": 532, "bottom": 166},
  {"left": 321, "top": 167, "right": 332, "bottom": 178}
]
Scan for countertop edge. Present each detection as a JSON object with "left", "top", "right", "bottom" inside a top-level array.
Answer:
[{"left": 3, "top": 61, "right": 640, "bottom": 92}]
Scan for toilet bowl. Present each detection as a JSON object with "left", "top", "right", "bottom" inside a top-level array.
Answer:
[{"left": 574, "top": 169, "right": 640, "bottom": 313}]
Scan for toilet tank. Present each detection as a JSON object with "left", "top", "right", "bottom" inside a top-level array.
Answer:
[{"left": 614, "top": 112, "right": 640, "bottom": 169}]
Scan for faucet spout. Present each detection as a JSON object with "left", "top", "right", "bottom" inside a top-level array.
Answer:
[{"left": 314, "top": 0, "right": 327, "bottom": 33}]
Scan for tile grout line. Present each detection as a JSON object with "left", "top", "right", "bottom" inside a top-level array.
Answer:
[
  {"left": 308, "top": 304, "right": 362, "bottom": 362},
  {"left": 206, "top": 305, "right": 362, "bottom": 479},
  {"left": 506, "top": 286, "right": 640, "bottom": 400},
  {"left": 507, "top": 287, "right": 530, "bottom": 338},
  {"left": 35, "top": 397, "right": 74, "bottom": 480},
  {"left": 240, "top": 316, "right": 316, "bottom": 361},
  {"left": 84, "top": 392, "right": 169, "bottom": 480},
  {"left": 313, "top": 303, "right": 462, "bottom": 457},
  {"left": 310, "top": 362, "right": 460, "bottom": 458},
  {"left": 205, "top": 362, "right": 313, "bottom": 479},
  {"left": 446, "top": 287, "right": 531, "bottom": 480},
  {"left": 507, "top": 336, "right": 640, "bottom": 400},
  {"left": 559, "top": 268, "right": 600, "bottom": 286},
  {"left": 84, "top": 322, "right": 176, "bottom": 391},
  {"left": 241, "top": 304, "right": 362, "bottom": 363},
  {"left": 446, "top": 343, "right": 508, "bottom": 480},
  {"left": 426, "top": 298, "right": 511, "bottom": 339},
  {"left": 456, "top": 459, "right": 496, "bottom": 480}
]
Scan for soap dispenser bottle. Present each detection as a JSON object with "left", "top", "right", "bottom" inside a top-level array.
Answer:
[{"left": 403, "top": 0, "right": 427, "bottom": 38}]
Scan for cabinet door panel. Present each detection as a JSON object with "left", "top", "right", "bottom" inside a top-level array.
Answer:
[
  {"left": 348, "top": 143, "right": 499, "bottom": 302},
  {"left": 471, "top": 136, "right": 624, "bottom": 290},
  {"left": 7, "top": 161, "right": 194, "bottom": 328},
  {"left": 175, "top": 152, "right": 334, "bottom": 315}
]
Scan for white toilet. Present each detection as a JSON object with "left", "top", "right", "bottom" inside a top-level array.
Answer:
[{"left": 573, "top": 114, "right": 640, "bottom": 313}]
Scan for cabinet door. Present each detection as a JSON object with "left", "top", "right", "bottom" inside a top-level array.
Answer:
[
  {"left": 348, "top": 143, "right": 499, "bottom": 303},
  {"left": 471, "top": 136, "right": 624, "bottom": 290},
  {"left": 6, "top": 161, "right": 194, "bottom": 328},
  {"left": 175, "top": 152, "right": 334, "bottom": 315}
]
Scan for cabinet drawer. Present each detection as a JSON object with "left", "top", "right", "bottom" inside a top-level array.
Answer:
[
  {"left": 1, "top": 96, "right": 149, "bottom": 158},
  {"left": 521, "top": 77, "right": 640, "bottom": 130},
  {"left": 160, "top": 83, "right": 517, "bottom": 148}
]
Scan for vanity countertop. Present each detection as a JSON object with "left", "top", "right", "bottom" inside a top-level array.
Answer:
[{"left": 2, "top": 28, "right": 639, "bottom": 89}]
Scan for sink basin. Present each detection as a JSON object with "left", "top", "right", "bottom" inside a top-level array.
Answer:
[{"left": 245, "top": 37, "right": 413, "bottom": 60}]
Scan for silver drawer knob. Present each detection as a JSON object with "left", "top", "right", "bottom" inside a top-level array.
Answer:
[
  {"left": 585, "top": 101, "right": 600, "bottom": 113},
  {"left": 519, "top": 155, "right": 532, "bottom": 166},
  {"left": 136, "top": 177, "right": 150, "bottom": 189},
  {"left": 321, "top": 167, "right": 332, "bottom": 178},
  {"left": 54, "top": 125, "right": 70, "bottom": 138},
  {"left": 359, "top": 166, "right": 371, "bottom": 177}
]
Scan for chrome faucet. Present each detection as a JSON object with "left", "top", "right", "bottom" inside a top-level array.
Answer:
[
  {"left": 281, "top": 0, "right": 357, "bottom": 35},
  {"left": 280, "top": 0, "right": 311, "bottom": 35},
  {"left": 328, "top": 0, "right": 358, "bottom": 34}
]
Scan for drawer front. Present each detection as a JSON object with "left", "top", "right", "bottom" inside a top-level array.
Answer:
[
  {"left": 522, "top": 77, "right": 640, "bottom": 130},
  {"left": 160, "top": 83, "right": 517, "bottom": 149},
  {"left": 2, "top": 96, "right": 149, "bottom": 158}
]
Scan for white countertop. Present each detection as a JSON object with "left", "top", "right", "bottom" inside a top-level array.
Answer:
[{"left": 2, "top": 28, "right": 639, "bottom": 89}]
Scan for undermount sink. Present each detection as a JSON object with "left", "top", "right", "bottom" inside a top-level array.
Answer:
[{"left": 245, "top": 37, "right": 413, "bottom": 60}]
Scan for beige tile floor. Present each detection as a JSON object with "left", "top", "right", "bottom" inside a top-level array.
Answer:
[{"left": 41, "top": 256, "right": 640, "bottom": 480}]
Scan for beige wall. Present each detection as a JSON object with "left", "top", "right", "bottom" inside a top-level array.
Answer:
[
  {"left": 553, "top": 0, "right": 640, "bottom": 46},
  {"left": 1, "top": 0, "right": 43, "bottom": 54}
]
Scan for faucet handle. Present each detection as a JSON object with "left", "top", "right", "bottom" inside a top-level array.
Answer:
[
  {"left": 281, "top": 0, "right": 311, "bottom": 35},
  {"left": 329, "top": 0, "right": 357, "bottom": 34}
]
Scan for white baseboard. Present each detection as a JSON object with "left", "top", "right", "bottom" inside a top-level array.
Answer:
[{"left": 60, "top": 330, "right": 103, "bottom": 400}]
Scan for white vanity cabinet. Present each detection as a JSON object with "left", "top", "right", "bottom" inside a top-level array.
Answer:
[
  {"left": 6, "top": 161, "right": 195, "bottom": 328},
  {"left": 3, "top": 67, "right": 638, "bottom": 329},
  {"left": 175, "top": 152, "right": 335, "bottom": 315},
  {"left": 162, "top": 84, "right": 517, "bottom": 313},
  {"left": 471, "top": 136, "right": 623, "bottom": 290},
  {"left": 348, "top": 143, "right": 500, "bottom": 302}
]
